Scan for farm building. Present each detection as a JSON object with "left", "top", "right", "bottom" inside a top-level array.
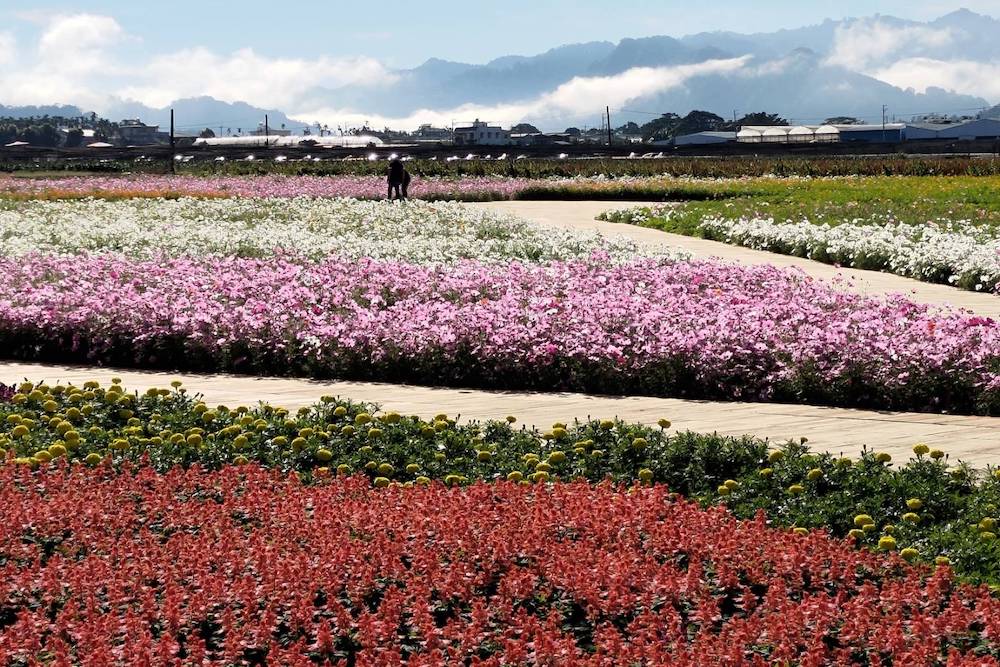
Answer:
[
  {"left": 672, "top": 131, "right": 736, "bottom": 146},
  {"left": 736, "top": 124, "right": 903, "bottom": 144},
  {"left": 905, "top": 118, "right": 1000, "bottom": 141}
]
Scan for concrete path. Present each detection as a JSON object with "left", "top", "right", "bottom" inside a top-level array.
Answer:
[
  {"left": 471, "top": 201, "right": 1000, "bottom": 318},
  {"left": 3, "top": 361, "right": 999, "bottom": 467}
]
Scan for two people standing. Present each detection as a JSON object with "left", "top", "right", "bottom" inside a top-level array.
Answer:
[{"left": 387, "top": 157, "right": 411, "bottom": 200}]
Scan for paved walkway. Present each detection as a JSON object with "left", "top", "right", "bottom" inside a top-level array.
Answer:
[
  {"left": 471, "top": 201, "right": 1000, "bottom": 318},
  {"left": 3, "top": 361, "right": 1000, "bottom": 467}
]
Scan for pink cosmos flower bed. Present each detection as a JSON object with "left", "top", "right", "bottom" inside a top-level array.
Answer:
[
  {"left": 2, "top": 253, "right": 998, "bottom": 414},
  {"left": 0, "top": 175, "right": 537, "bottom": 200}
]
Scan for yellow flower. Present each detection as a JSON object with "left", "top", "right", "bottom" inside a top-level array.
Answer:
[
  {"left": 631, "top": 437, "right": 647, "bottom": 450},
  {"left": 336, "top": 464, "right": 351, "bottom": 475},
  {"left": 548, "top": 451, "right": 566, "bottom": 464},
  {"left": 902, "top": 512, "right": 920, "bottom": 524},
  {"left": 551, "top": 427, "right": 567, "bottom": 439},
  {"left": 874, "top": 452, "right": 892, "bottom": 464},
  {"left": 878, "top": 535, "right": 897, "bottom": 551},
  {"left": 930, "top": 449, "right": 945, "bottom": 460},
  {"left": 341, "top": 426, "right": 356, "bottom": 437},
  {"left": 935, "top": 556, "right": 951, "bottom": 566},
  {"left": 787, "top": 484, "right": 805, "bottom": 495},
  {"left": 638, "top": 469, "right": 653, "bottom": 482},
  {"left": 374, "top": 477, "right": 390, "bottom": 488},
  {"left": 806, "top": 468, "right": 822, "bottom": 481},
  {"left": 48, "top": 444, "right": 67, "bottom": 458},
  {"left": 233, "top": 455, "right": 249, "bottom": 465},
  {"left": 848, "top": 529, "right": 865, "bottom": 540},
  {"left": 506, "top": 416, "right": 517, "bottom": 423},
  {"left": 354, "top": 413, "right": 372, "bottom": 425},
  {"left": 367, "top": 428, "right": 383, "bottom": 439},
  {"left": 333, "top": 406, "right": 348, "bottom": 417},
  {"left": 507, "top": 471, "right": 524, "bottom": 482},
  {"left": 406, "top": 463, "right": 420, "bottom": 474},
  {"left": 912, "top": 443, "right": 930, "bottom": 456},
  {"left": 906, "top": 498, "right": 923, "bottom": 511},
  {"left": 377, "top": 463, "right": 394, "bottom": 476},
  {"left": 416, "top": 476, "right": 431, "bottom": 485},
  {"left": 759, "top": 467, "right": 774, "bottom": 478},
  {"left": 657, "top": 418, "right": 671, "bottom": 429},
  {"left": 444, "top": 474, "right": 461, "bottom": 486},
  {"left": 717, "top": 485, "right": 731, "bottom": 496},
  {"left": 793, "top": 527, "right": 809, "bottom": 536},
  {"left": 315, "top": 448, "right": 333, "bottom": 462},
  {"left": 978, "top": 517, "right": 997, "bottom": 532},
  {"left": 599, "top": 420, "right": 614, "bottom": 430},
  {"left": 85, "top": 452, "right": 102, "bottom": 465},
  {"left": 768, "top": 450, "right": 785, "bottom": 464},
  {"left": 591, "top": 449, "right": 604, "bottom": 458},
  {"left": 836, "top": 457, "right": 852, "bottom": 468},
  {"left": 724, "top": 479, "right": 739, "bottom": 490},
  {"left": 383, "top": 412, "right": 402, "bottom": 425},
  {"left": 900, "top": 547, "right": 919, "bottom": 562},
  {"left": 476, "top": 450, "right": 492, "bottom": 463},
  {"left": 534, "top": 461, "right": 552, "bottom": 473},
  {"left": 981, "top": 532, "right": 997, "bottom": 542},
  {"left": 186, "top": 433, "right": 203, "bottom": 447},
  {"left": 11, "top": 425, "right": 29, "bottom": 439},
  {"left": 854, "top": 514, "right": 874, "bottom": 528}
]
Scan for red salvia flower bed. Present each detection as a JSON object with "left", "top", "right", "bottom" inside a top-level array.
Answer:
[{"left": 1, "top": 464, "right": 999, "bottom": 666}]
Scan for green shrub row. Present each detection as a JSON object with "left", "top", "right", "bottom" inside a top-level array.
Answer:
[{"left": 3, "top": 379, "right": 1000, "bottom": 584}]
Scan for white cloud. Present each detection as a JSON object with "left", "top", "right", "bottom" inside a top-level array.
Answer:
[
  {"left": 0, "top": 32, "right": 15, "bottom": 67},
  {"left": 826, "top": 18, "right": 954, "bottom": 71},
  {"left": 873, "top": 58, "right": 1000, "bottom": 100},
  {"left": 117, "top": 48, "right": 395, "bottom": 109},
  {"left": 295, "top": 57, "right": 751, "bottom": 131}
]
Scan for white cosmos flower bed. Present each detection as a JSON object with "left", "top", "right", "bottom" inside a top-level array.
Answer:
[
  {"left": 1, "top": 197, "right": 687, "bottom": 264},
  {"left": 699, "top": 216, "right": 1000, "bottom": 292}
]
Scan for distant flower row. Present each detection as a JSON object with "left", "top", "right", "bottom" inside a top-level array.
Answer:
[
  {"left": 3, "top": 254, "right": 999, "bottom": 414},
  {"left": 699, "top": 215, "right": 1000, "bottom": 292},
  {"left": 0, "top": 197, "right": 680, "bottom": 264},
  {"left": 0, "top": 174, "right": 540, "bottom": 200},
  {"left": 601, "top": 204, "right": 1000, "bottom": 293}
]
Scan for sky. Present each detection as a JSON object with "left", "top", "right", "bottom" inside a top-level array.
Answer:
[
  {"left": 4, "top": 0, "right": 998, "bottom": 67},
  {"left": 1, "top": 1, "right": 999, "bottom": 129}
]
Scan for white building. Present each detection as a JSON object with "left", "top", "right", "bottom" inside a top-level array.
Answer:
[{"left": 454, "top": 119, "right": 511, "bottom": 146}]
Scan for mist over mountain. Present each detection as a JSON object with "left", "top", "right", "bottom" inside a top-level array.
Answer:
[{"left": 3, "top": 8, "right": 997, "bottom": 131}]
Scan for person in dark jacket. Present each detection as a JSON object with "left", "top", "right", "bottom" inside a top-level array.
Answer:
[
  {"left": 402, "top": 170, "right": 411, "bottom": 200},
  {"left": 387, "top": 157, "right": 405, "bottom": 200}
]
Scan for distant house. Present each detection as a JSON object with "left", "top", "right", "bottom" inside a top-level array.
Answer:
[
  {"left": 57, "top": 127, "right": 95, "bottom": 146},
  {"left": 248, "top": 122, "right": 292, "bottom": 137},
  {"left": 117, "top": 119, "right": 164, "bottom": 146},
  {"left": 454, "top": 119, "right": 511, "bottom": 146},
  {"left": 414, "top": 124, "right": 453, "bottom": 141}
]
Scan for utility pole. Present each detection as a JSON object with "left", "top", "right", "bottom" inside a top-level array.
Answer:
[
  {"left": 169, "top": 108, "right": 175, "bottom": 175},
  {"left": 606, "top": 106, "right": 613, "bottom": 146},
  {"left": 882, "top": 104, "right": 888, "bottom": 144},
  {"left": 264, "top": 114, "right": 269, "bottom": 148}
]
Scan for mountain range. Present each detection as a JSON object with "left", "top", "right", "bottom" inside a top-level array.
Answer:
[{"left": 3, "top": 8, "right": 999, "bottom": 131}]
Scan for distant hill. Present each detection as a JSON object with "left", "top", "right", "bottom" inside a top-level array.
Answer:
[
  {"left": 297, "top": 9, "right": 996, "bottom": 128},
  {"left": 0, "top": 104, "right": 86, "bottom": 119},
  {"left": 102, "top": 96, "right": 310, "bottom": 135}
]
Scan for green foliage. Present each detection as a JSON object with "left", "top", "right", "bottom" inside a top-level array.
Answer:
[{"left": 4, "top": 380, "right": 1000, "bottom": 583}]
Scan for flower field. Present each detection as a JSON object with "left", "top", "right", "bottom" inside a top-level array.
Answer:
[
  {"left": 5, "top": 463, "right": 1000, "bottom": 665},
  {"left": 4, "top": 254, "right": 1000, "bottom": 413},
  {"left": 0, "top": 197, "right": 675, "bottom": 264}
]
